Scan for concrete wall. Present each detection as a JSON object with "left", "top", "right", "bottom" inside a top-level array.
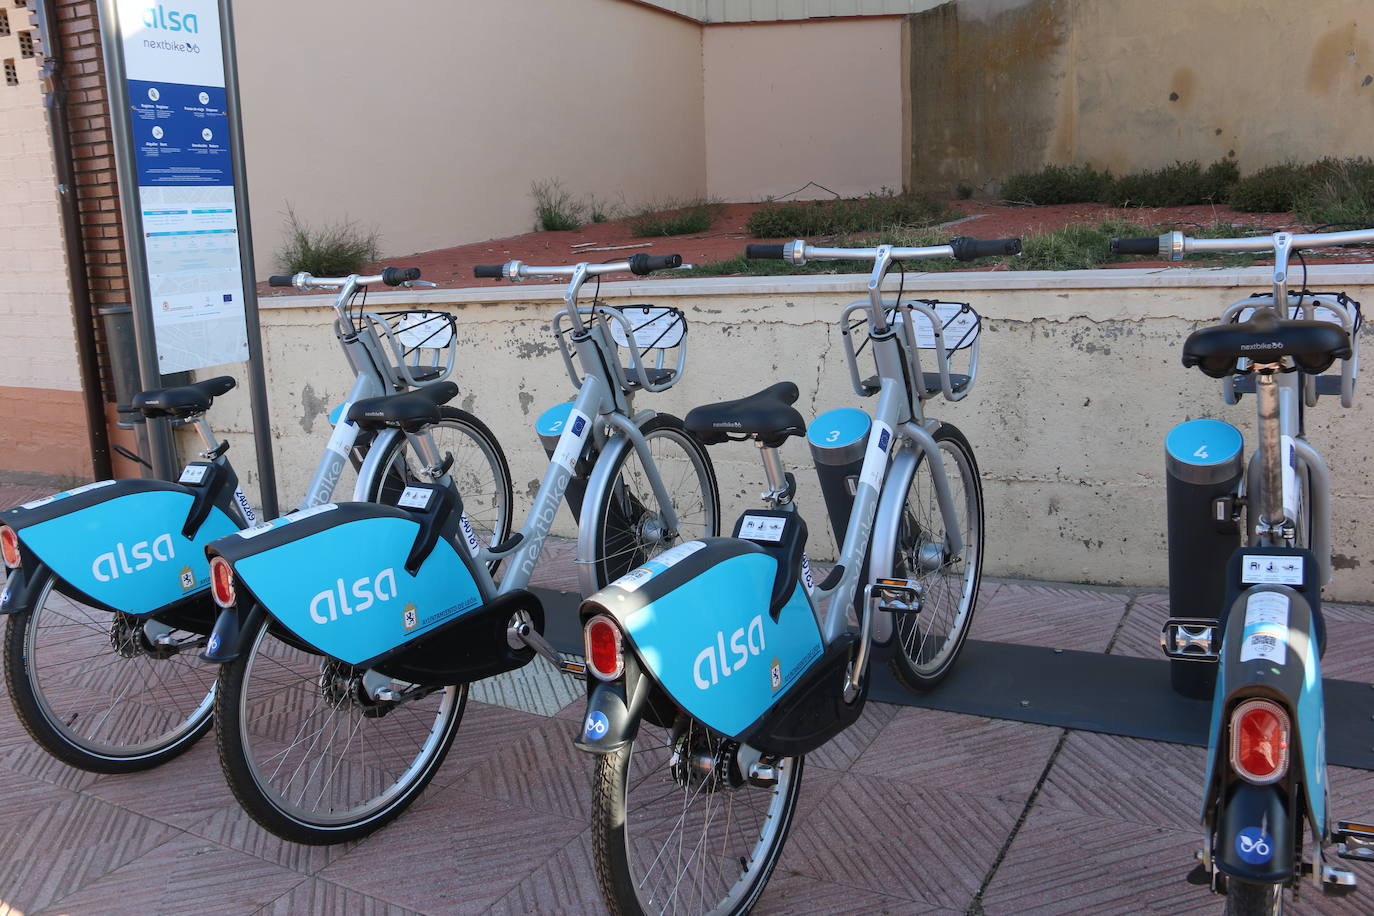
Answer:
[
  {"left": 908, "top": 0, "right": 1374, "bottom": 192},
  {"left": 0, "top": 7, "right": 89, "bottom": 481},
  {"left": 208, "top": 267, "right": 1374, "bottom": 603},
  {"left": 703, "top": 17, "right": 907, "bottom": 201},
  {"left": 233, "top": 0, "right": 706, "bottom": 276}
]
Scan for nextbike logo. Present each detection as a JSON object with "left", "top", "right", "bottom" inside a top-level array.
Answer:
[
  {"left": 141, "top": 4, "right": 200, "bottom": 33},
  {"left": 93, "top": 534, "right": 175, "bottom": 582},
  {"left": 1235, "top": 827, "right": 1274, "bottom": 864},
  {"left": 309, "top": 568, "right": 398, "bottom": 624},
  {"left": 693, "top": 615, "right": 766, "bottom": 689}
]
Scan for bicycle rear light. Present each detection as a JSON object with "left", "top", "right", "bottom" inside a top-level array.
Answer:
[
  {"left": 584, "top": 613, "right": 624, "bottom": 681},
  {"left": 0, "top": 526, "right": 20, "bottom": 569},
  {"left": 209, "top": 556, "right": 236, "bottom": 609},
  {"left": 1230, "top": 698, "right": 1291, "bottom": 785}
]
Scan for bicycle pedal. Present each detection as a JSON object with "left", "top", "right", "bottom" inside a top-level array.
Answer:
[
  {"left": 1322, "top": 864, "right": 1358, "bottom": 895},
  {"left": 1334, "top": 821, "right": 1374, "bottom": 863},
  {"left": 560, "top": 659, "right": 588, "bottom": 680},
  {"left": 866, "top": 578, "right": 923, "bottom": 614},
  {"left": 1161, "top": 618, "right": 1219, "bottom": 662}
]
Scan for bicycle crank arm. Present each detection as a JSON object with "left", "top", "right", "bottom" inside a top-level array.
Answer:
[{"left": 509, "top": 620, "right": 587, "bottom": 679}]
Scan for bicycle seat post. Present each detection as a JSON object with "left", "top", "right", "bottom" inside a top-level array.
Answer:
[
  {"left": 193, "top": 416, "right": 223, "bottom": 460},
  {"left": 755, "top": 440, "right": 794, "bottom": 508}
]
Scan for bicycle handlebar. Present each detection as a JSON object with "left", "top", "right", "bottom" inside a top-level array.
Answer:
[
  {"left": 475, "top": 256, "right": 684, "bottom": 282},
  {"left": 1110, "top": 227, "right": 1374, "bottom": 260},
  {"left": 271, "top": 268, "right": 425, "bottom": 291},
  {"left": 751, "top": 236, "right": 1021, "bottom": 266}
]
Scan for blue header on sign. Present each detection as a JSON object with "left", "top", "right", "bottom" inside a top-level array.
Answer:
[{"left": 128, "top": 79, "right": 231, "bottom": 186}]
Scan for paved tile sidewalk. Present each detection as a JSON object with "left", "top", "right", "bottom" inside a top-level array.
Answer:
[{"left": 0, "top": 482, "right": 1370, "bottom": 915}]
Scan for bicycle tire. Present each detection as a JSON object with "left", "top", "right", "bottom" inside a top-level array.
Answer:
[
  {"left": 885, "top": 422, "right": 985, "bottom": 690},
  {"left": 360, "top": 407, "right": 514, "bottom": 568},
  {"left": 3, "top": 569, "right": 216, "bottom": 773},
  {"left": 1224, "top": 879, "right": 1283, "bottom": 916},
  {"left": 592, "top": 711, "right": 802, "bottom": 916},
  {"left": 213, "top": 611, "right": 466, "bottom": 844},
  {"left": 585, "top": 414, "right": 719, "bottom": 590}
]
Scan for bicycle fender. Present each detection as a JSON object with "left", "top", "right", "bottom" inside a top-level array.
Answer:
[
  {"left": 1, "top": 480, "right": 240, "bottom": 617},
  {"left": 0, "top": 561, "right": 46, "bottom": 616},
  {"left": 581, "top": 537, "right": 825, "bottom": 740},
  {"left": 1215, "top": 782, "right": 1293, "bottom": 884},
  {"left": 201, "top": 601, "right": 264, "bottom": 664},
  {"left": 574, "top": 654, "right": 653, "bottom": 755}
]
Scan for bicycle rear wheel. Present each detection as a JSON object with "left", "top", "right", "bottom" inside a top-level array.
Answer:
[
  {"left": 584, "top": 414, "right": 719, "bottom": 590},
  {"left": 362, "top": 407, "right": 513, "bottom": 564},
  {"left": 3, "top": 571, "right": 216, "bottom": 773},
  {"left": 214, "top": 613, "right": 465, "bottom": 844},
  {"left": 885, "top": 422, "right": 984, "bottom": 690},
  {"left": 592, "top": 712, "right": 802, "bottom": 915}
]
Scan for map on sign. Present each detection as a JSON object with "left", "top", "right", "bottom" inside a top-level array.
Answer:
[{"left": 119, "top": 0, "right": 249, "bottom": 372}]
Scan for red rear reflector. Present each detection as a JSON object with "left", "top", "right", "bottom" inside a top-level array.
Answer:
[
  {"left": 0, "top": 527, "right": 20, "bottom": 569},
  {"left": 1230, "top": 699, "right": 1290, "bottom": 784},
  {"left": 585, "top": 614, "right": 624, "bottom": 681},
  {"left": 209, "top": 556, "right": 236, "bottom": 608}
]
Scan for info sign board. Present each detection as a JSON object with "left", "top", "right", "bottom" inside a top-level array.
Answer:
[{"left": 114, "top": 0, "right": 248, "bottom": 372}]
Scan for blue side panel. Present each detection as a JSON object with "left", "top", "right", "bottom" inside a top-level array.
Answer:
[
  {"left": 807, "top": 407, "right": 870, "bottom": 450},
  {"left": 232, "top": 517, "right": 482, "bottom": 666},
  {"left": 619, "top": 552, "right": 824, "bottom": 738},
  {"left": 19, "top": 492, "right": 238, "bottom": 615}
]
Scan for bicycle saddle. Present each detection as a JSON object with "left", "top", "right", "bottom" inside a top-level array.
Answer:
[
  {"left": 348, "top": 381, "right": 460, "bottom": 431},
  {"left": 684, "top": 382, "right": 806, "bottom": 447},
  {"left": 132, "top": 376, "right": 236, "bottom": 419},
  {"left": 1182, "top": 312, "right": 1351, "bottom": 378}
]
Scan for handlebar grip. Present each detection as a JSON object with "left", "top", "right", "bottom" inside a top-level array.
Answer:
[
  {"left": 627, "top": 253, "right": 683, "bottom": 276},
  {"left": 473, "top": 264, "right": 504, "bottom": 279},
  {"left": 1111, "top": 236, "right": 1161, "bottom": 255},
  {"left": 746, "top": 244, "right": 786, "bottom": 260},
  {"left": 268, "top": 275, "right": 293, "bottom": 287},
  {"left": 382, "top": 266, "right": 422, "bottom": 286},
  {"left": 949, "top": 237, "right": 1022, "bottom": 261}
]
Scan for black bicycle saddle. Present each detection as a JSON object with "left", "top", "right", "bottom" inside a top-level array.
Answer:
[
  {"left": 1182, "top": 311, "right": 1351, "bottom": 378},
  {"left": 348, "top": 381, "right": 460, "bottom": 431},
  {"left": 684, "top": 382, "right": 806, "bottom": 447},
  {"left": 132, "top": 376, "right": 237, "bottom": 419}
]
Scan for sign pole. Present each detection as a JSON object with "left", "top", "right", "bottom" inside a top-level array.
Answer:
[
  {"left": 95, "top": 0, "right": 177, "bottom": 479},
  {"left": 94, "top": 0, "right": 276, "bottom": 516},
  {"left": 217, "top": 0, "right": 278, "bottom": 518}
]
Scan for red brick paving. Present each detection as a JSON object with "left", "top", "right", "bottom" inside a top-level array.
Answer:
[{"left": 1, "top": 481, "right": 1371, "bottom": 914}]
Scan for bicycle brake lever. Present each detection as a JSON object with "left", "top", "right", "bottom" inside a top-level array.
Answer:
[{"left": 402, "top": 280, "right": 439, "bottom": 289}]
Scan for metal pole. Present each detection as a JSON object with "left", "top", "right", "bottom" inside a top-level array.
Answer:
[
  {"left": 218, "top": 0, "right": 279, "bottom": 518},
  {"left": 94, "top": 0, "right": 176, "bottom": 479}
]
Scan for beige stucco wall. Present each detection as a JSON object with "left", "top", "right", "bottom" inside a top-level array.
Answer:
[
  {"left": 908, "top": 0, "right": 1374, "bottom": 191},
  {"left": 0, "top": 26, "right": 80, "bottom": 395},
  {"left": 205, "top": 267, "right": 1374, "bottom": 602},
  {"left": 233, "top": 0, "right": 706, "bottom": 277},
  {"left": 703, "top": 17, "right": 906, "bottom": 202}
]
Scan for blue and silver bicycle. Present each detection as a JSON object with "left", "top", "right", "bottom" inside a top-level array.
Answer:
[
  {"left": 201, "top": 253, "right": 719, "bottom": 844},
  {"left": 574, "top": 236, "right": 1018, "bottom": 916},
  {"left": 0, "top": 266, "right": 513, "bottom": 773},
  {"left": 1114, "top": 226, "right": 1373, "bottom": 914}
]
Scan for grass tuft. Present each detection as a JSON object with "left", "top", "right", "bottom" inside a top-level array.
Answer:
[
  {"left": 276, "top": 204, "right": 380, "bottom": 276},
  {"left": 628, "top": 199, "right": 720, "bottom": 237},
  {"left": 531, "top": 179, "right": 585, "bottom": 232},
  {"left": 746, "top": 190, "right": 951, "bottom": 238}
]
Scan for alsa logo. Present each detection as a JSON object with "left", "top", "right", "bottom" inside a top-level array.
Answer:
[
  {"left": 141, "top": 4, "right": 200, "bottom": 33},
  {"left": 693, "top": 615, "right": 766, "bottom": 689},
  {"left": 92, "top": 534, "right": 175, "bottom": 582},
  {"left": 309, "top": 568, "right": 398, "bottom": 624}
]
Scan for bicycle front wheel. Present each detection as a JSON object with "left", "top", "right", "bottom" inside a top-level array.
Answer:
[
  {"left": 585, "top": 414, "right": 719, "bottom": 589},
  {"left": 214, "top": 613, "right": 465, "bottom": 844},
  {"left": 885, "top": 422, "right": 984, "bottom": 690},
  {"left": 592, "top": 712, "right": 802, "bottom": 916},
  {"left": 1224, "top": 879, "right": 1283, "bottom": 916},
  {"left": 3, "top": 570, "right": 216, "bottom": 773},
  {"left": 362, "top": 407, "right": 513, "bottom": 563}
]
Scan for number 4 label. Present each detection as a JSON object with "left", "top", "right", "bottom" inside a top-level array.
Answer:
[{"left": 1194, "top": 445, "right": 1210, "bottom": 459}]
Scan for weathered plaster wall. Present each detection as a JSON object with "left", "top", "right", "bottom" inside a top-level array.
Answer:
[
  {"left": 206, "top": 267, "right": 1374, "bottom": 601},
  {"left": 908, "top": 0, "right": 1374, "bottom": 192}
]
